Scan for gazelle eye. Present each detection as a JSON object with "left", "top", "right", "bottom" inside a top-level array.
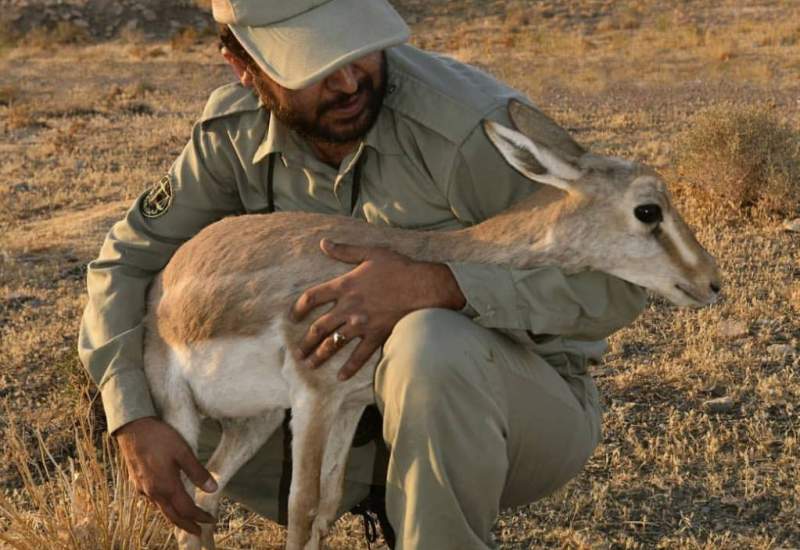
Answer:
[{"left": 634, "top": 204, "right": 663, "bottom": 224}]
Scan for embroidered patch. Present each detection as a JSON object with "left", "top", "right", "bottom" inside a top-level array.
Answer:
[{"left": 141, "top": 175, "right": 173, "bottom": 218}]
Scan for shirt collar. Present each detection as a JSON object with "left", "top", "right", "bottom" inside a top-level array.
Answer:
[{"left": 252, "top": 112, "right": 295, "bottom": 165}]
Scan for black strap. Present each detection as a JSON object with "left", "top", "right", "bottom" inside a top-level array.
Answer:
[
  {"left": 351, "top": 158, "right": 362, "bottom": 214},
  {"left": 265, "top": 152, "right": 363, "bottom": 215},
  {"left": 266, "top": 153, "right": 276, "bottom": 213},
  {"left": 277, "top": 410, "right": 292, "bottom": 525}
]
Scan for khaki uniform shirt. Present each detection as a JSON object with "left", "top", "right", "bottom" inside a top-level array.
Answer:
[{"left": 79, "top": 44, "right": 646, "bottom": 434}]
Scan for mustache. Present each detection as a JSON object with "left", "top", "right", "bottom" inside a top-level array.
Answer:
[{"left": 317, "top": 77, "right": 373, "bottom": 116}]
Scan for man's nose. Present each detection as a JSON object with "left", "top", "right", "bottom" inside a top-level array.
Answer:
[{"left": 326, "top": 65, "right": 359, "bottom": 94}]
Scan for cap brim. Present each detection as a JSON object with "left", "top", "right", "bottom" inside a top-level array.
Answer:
[{"left": 230, "top": 0, "right": 410, "bottom": 90}]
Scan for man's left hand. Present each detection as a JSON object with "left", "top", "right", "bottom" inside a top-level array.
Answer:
[{"left": 291, "top": 239, "right": 465, "bottom": 380}]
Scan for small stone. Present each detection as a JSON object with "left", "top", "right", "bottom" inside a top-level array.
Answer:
[
  {"left": 783, "top": 218, "right": 800, "bottom": 232},
  {"left": 703, "top": 396, "right": 735, "bottom": 413},
  {"left": 12, "top": 182, "right": 30, "bottom": 193},
  {"left": 767, "top": 343, "right": 794, "bottom": 357},
  {"left": 717, "top": 319, "right": 748, "bottom": 339}
]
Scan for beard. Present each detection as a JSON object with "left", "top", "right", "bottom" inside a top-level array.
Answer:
[{"left": 254, "top": 56, "right": 387, "bottom": 144}]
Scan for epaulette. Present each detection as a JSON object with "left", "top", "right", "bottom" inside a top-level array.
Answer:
[
  {"left": 384, "top": 45, "right": 522, "bottom": 146},
  {"left": 200, "top": 82, "right": 263, "bottom": 125}
]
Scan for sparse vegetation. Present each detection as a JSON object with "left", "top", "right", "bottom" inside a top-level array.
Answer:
[
  {"left": 673, "top": 103, "right": 800, "bottom": 220},
  {"left": 1, "top": 1, "right": 799, "bottom": 548},
  {"left": 0, "top": 84, "right": 19, "bottom": 106},
  {"left": 0, "top": 410, "right": 173, "bottom": 549},
  {"left": 24, "top": 22, "right": 91, "bottom": 49}
]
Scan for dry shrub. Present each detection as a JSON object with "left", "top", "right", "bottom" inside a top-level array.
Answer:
[
  {"left": 3, "top": 103, "right": 35, "bottom": 130},
  {"left": 171, "top": 26, "right": 199, "bottom": 51},
  {"left": 24, "top": 22, "right": 90, "bottom": 48},
  {"left": 672, "top": 103, "right": 800, "bottom": 221},
  {"left": 0, "top": 20, "right": 19, "bottom": 52},
  {"left": 0, "top": 84, "right": 19, "bottom": 106},
  {"left": 0, "top": 412, "right": 173, "bottom": 549}
]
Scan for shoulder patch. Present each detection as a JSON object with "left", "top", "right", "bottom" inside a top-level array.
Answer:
[{"left": 141, "top": 175, "right": 173, "bottom": 218}]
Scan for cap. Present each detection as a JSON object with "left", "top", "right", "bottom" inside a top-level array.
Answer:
[{"left": 212, "top": 0, "right": 410, "bottom": 90}]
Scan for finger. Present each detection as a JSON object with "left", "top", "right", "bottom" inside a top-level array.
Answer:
[
  {"left": 320, "top": 239, "right": 373, "bottom": 264},
  {"left": 291, "top": 283, "right": 340, "bottom": 322},
  {"left": 298, "top": 312, "right": 344, "bottom": 358},
  {"left": 160, "top": 501, "right": 202, "bottom": 536},
  {"left": 171, "top": 486, "right": 217, "bottom": 524},
  {"left": 306, "top": 331, "right": 352, "bottom": 369},
  {"left": 338, "top": 339, "right": 381, "bottom": 381},
  {"left": 177, "top": 448, "right": 218, "bottom": 494}
]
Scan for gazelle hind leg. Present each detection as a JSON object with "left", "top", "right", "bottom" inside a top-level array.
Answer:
[
  {"left": 158, "top": 380, "right": 207, "bottom": 550},
  {"left": 312, "top": 403, "right": 368, "bottom": 542},
  {"left": 187, "top": 412, "right": 286, "bottom": 550},
  {"left": 285, "top": 395, "right": 338, "bottom": 550}
]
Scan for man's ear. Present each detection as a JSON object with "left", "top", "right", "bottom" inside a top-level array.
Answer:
[{"left": 221, "top": 47, "right": 254, "bottom": 88}]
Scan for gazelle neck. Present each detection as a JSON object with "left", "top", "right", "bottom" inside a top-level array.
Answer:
[{"left": 391, "top": 191, "right": 587, "bottom": 272}]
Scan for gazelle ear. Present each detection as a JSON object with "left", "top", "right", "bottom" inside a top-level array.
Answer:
[
  {"left": 508, "top": 99, "right": 586, "bottom": 159},
  {"left": 483, "top": 119, "right": 582, "bottom": 193}
]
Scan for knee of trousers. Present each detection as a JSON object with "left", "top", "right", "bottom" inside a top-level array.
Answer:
[{"left": 375, "top": 308, "right": 496, "bottom": 415}]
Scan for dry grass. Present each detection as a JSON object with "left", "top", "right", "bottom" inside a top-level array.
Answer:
[
  {"left": 1, "top": 1, "right": 799, "bottom": 548},
  {"left": 0, "top": 408, "right": 173, "bottom": 549},
  {"left": 23, "top": 22, "right": 91, "bottom": 49},
  {"left": 673, "top": 103, "right": 800, "bottom": 221}
]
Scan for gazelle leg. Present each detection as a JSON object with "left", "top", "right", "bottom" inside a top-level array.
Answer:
[
  {"left": 160, "top": 382, "right": 207, "bottom": 550},
  {"left": 285, "top": 395, "right": 337, "bottom": 550},
  {"left": 312, "top": 403, "right": 368, "bottom": 542},
  {"left": 186, "top": 411, "right": 285, "bottom": 549}
]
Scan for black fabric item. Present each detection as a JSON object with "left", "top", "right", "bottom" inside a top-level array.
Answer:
[{"left": 351, "top": 484, "right": 396, "bottom": 549}]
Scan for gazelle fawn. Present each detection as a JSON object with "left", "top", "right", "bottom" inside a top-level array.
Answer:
[{"left": 143, "top": 99, "right": 721, "bottom": 550}]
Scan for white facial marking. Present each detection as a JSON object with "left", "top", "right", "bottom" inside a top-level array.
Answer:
[{"left": 663, "top": 218, "right": 701, "bottom": 267}]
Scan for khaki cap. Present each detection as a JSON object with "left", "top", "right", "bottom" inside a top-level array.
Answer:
[{"left": 213, "top": 0, "right": 410, "bottom": 90}]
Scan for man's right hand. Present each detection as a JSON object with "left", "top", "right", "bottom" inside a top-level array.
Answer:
[{"left": 115, "top": 417, "right": 218, "bottom": 535}]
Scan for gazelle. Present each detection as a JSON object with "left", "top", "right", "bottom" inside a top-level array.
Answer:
[{"left": 143, "top": 99, "right": 721, "bottom": 550}]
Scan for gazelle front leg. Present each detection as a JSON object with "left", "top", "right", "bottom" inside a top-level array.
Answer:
[{"left": 176, "top": 412, "right": 285, "bottom": 550}]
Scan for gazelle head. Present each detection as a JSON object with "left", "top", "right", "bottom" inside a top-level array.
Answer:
[{"left": 484, "top": 99, "right": 722, "bottom": 308}]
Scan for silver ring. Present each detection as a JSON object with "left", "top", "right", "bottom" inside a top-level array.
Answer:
[{"left": 332, "top": 331, "right": 347, "bottom": 346}]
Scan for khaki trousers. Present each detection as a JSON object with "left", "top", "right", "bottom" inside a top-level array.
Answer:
[{"left": 199, "top": 308, "right": 602, "bottom": 549}]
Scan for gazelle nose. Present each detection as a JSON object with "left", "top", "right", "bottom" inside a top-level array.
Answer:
[{"left": 710, "top": 281, "right": 721, "bottom": 294}]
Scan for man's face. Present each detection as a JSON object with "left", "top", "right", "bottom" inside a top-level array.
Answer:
[{"left": 251, "top": 52, "right": 386, "bottom": 144}]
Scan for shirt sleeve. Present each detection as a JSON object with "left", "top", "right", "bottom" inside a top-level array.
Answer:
[
  {"left": 444, "top": 104, "right": 647, "bottom": 341},
  {"left": 78, "top": 120, "right": 244, "bottom": 433}
]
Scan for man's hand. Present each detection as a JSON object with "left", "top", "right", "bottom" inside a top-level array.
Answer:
[
  {"left": 115, "top": 417, "right": 218, "bottom": 535},
  {"left": 291, "top": 239, "right": 466, "bottom": 380}
]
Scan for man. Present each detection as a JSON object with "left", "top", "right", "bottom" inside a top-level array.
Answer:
[{"left": 79, "top": 1, "right": 647, "bottom": 548}]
